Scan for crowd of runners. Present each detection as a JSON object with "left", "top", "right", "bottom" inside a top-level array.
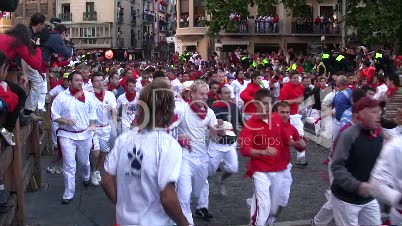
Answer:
[{"left": 0, "top": 12, "right": 401, "bottom": 226}]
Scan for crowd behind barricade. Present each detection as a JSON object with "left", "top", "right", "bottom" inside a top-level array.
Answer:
[{"left": 0, "top": 13, "right": 402, "bottom": 226}]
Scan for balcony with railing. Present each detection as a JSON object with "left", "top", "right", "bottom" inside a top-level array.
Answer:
[
  {"left": 224, "top": 21, "right": 249, "bottom": 34},
  {"left": 59, "top": 13, "right": 72, "bottom": 22},
  {"left": 83, "top": 11, "right": 97, "bottom": 21},
  {"left": 254, "top": 19, "right": 280, "bottom": 34},
  {"left": 291, "top": 21, "right": 340, "bottom": 35}
]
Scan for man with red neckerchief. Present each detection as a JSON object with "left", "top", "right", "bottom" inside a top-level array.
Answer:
[
  {"left": 80, "top": 65, "right": 93, "bottom": 92},
  {"left": 89, "top": 72, "right": 117, "bottom": 187},
  {"left": 107, "top": 70, "right": 125, "bottom": 99},
  {"left": 51, "top": 71, "right": 97, "bottom": 205},
  {"left": 175, "top": 80, "right": 221, "bottom": 224},
  {"left": 231, "top": 69, "right": 249, "bottom": 108},
  {"left": 117, "top": 77, "right": 138, "bottom": 135},
  {"left": 381, "top": 76, "right": 402, "bottom": 137}
]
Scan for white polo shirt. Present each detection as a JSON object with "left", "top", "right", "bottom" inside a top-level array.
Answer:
[
  {"left": 92, "top": 91, "right": 117, "bottom": 127},
  {"left": 176, "top": 101, "right": 217, "bottom": 156},
  {"left": 117, "top": 93, "right": 139, "bottom": 130},
  {"left": 51, "top": 89, "right": 97, "bottom": 140},
  {"left": 104, "top": 129, "right": 182, "bottom": 225}
]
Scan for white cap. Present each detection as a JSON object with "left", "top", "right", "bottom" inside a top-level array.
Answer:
[{"left": 222, "top": 121, "right": 236, "bottom": 137}]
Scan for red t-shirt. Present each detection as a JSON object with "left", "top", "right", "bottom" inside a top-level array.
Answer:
[
  {"left": 279, "top": 121, "right": 300, "bottom": 169},
  {"left": 239, "top": 113, "right": 289, "bottom": 177},
  {"left": 278, "top": 83, "right": 305, "bottom": 115},
  {"left": 240, "top": 83, "right": 262, "bottom": 114}
]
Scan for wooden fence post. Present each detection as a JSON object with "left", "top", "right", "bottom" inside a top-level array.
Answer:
[{"left": 11, "top": 120, "right": 24, "bottom": 225}]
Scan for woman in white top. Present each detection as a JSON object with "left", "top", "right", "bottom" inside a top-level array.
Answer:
[{"left": 102, "top": 80, "right": 189, "bottom": 226}]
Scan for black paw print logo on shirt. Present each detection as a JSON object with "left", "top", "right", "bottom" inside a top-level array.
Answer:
[{"left": 127, "top": 146, "right": 143, "bottom": 178}]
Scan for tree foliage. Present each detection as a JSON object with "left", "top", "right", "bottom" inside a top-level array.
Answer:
[
  {"left": 203, "top": 0, "right": 401, "bottom": 52},
  {"left": 345, "top": 0, "right": 401, "bottom": 52}
]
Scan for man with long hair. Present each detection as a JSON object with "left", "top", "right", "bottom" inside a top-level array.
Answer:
[{"left": 101, "top": 80, "right": 188, "bottom": 226}]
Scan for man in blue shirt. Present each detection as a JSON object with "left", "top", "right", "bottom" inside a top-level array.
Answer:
[{"left": 332, "top": 75, "right": 352, "bottom": 140}]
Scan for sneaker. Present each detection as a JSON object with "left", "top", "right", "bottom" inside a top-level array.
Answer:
[
  {"left": 91, "top": 173, "right": 99, "bottom": 186},
  {"left": 1, "top": 128, "right": 15, "bottom": 146},
  {"left": 267, "top": 216, "right": 276, "bottom": 226},
  {"left": 83, "top": 179, "right": 90, "bottom": 188},
  {"left": 61, "top": 198, "right": 73, "bottom": 205},
  {"left": 95, "top": 171, "right": 101, "bottom": 183},
  {"left": 246, "top": 198, "right": 252, "bottom": 207},
  {"left": 295, "top": 156, "right": 308, "bottom": 167},
  {"left": 194, "top": 208, "right": 213, "bottom": 220},
  {"left": 24, "top": 113, "right": 43, "bottom": 121}
]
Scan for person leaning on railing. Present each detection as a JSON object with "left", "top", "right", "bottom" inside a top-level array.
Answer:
[{"left": 0, "top": 51, "right": 22, "bottom": 146}]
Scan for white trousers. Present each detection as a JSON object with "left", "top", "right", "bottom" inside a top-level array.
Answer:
[
  {"left": 177, "top": 152, "right": 210, "bottom": 224},
  {"left": 314, "top": 160, "right": 334, "bottom": 226},
  {"left": 38, "top": 74, "right": 47, "bottom": 110},
  {"left": 207, "top": 142, "right": 238, "bottom": 175},
  {"left": 390, "top": 208, "right": 402, "bottom": 225},
  {"left": 331, "top": 195, "right": 381, "bottom": 226},
  {"left": 25, "top": 67, "right": 44, "bottom": 111},
  {"left": 278, "top": 163, "right": 293, "bottom": 207},
  {"left": 60, "top": 136, "right": 92, "bottom": 199},
  {"left": 250, "top": 171, "right": 284, "bottom": 226},
  {"left": 290, "top": 114, "right": 305, "bottom": 159},
  {"left": 93, "top": 126, "right": 111, "bottom": 152},
  {"left": 51, "top": 122, "right": 58, "bottom": 148}
]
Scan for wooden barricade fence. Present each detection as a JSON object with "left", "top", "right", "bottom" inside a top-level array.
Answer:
[{"left": 0, "top": 71, "right": 50, "bottom": 225}]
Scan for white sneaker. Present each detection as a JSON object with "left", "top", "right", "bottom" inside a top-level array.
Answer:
[
  {"left": 267, "top": 216, "right": 276, "bottom": 226},
  {"left": 218, "top": 183, "right": 228, "bottom": 196},
  {"left": 91, "top": 172, "right": 99, "bottom": 186},
  {"left": 246, "top": 198, "right": 252, "bottom": 207},
  {"left": 95, "top": 171, "right": 101, "bottom": 183}
]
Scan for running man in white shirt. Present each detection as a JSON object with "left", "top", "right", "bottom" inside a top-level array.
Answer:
[
  {"left": 176, "top": 80, "right": 222, "bottom": 224},
  {"left": 102, "top": 81, "right": 189, "bottom": 226},
  {"left": 51, "top": 71, "right": 97, "bottom": 204},
  {"left": 117, "top": 77, "right": 138, "bottom": 135},
  {"left": 90, "top": 72, "right": 117, "bottom": 186}
]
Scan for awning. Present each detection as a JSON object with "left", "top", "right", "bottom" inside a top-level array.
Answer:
[
  {"left": 181, "top": 42, "right": 198, "bottom": 47},
  {"left": 221, "top": 40, "right": 250, "bottom": 46}
]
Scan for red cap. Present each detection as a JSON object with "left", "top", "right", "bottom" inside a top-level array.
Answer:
[{"left": 353, "top": 97, "right": 385, "bottom": 113}]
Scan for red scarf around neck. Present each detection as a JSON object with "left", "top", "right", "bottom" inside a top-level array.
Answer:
[
  {"left": 237, "top": 78, "right": 244, "bottom": 85},
  {"left": 387, "top": 86, "right": 398, "bottom": 97},
  {"left": 107, "top": 83, "right": 118, "bottom": 92},
  {"left": 211, "top": 100, "right": 229, "bottom": 108},
  {"left": 218, "top": 82, "right": 226, "bottom": 87},
  {"left": 126, "top": 91, "right": 136, "bottom": 102},
  {"left": 189, "top": 101, "right": 208, "bottom": 119},
  {"left": 95, "top": 90, "right": 105, "bottom": 102},
  {"left": 208, "top": 92, "right": 219, "bottom": 101},
  {"left": 83, "top": 78, "right": 90, "bottom": 84},
  {"left": 141, "top": 79, "right": 150, "bottom": 87},
  {"left": 69, "top": 87, "right": 85, "bottom": 102}
]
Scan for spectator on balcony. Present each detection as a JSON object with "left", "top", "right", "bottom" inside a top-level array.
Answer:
[
  {"left": 273, "top": 14, "right": 279, "bottom": 32},
  {"left": 314, "top": 16, "right": 321, "bottom": 33}
]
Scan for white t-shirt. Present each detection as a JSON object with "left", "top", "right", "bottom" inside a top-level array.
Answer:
[
  {"left": 104, "top": 129, "right": 182, "bottom": 225},
  {"left": 49, "top": 85, "right": 67, "bottom": 97},
  {"left": 92, "top": 91, "right": 117, "bottom": 126},
  {"left": 51, "top": 89, "right": 97, "bottom": 140},
  {"left": 176, "top": 101, "right": 217, "bottom": 156},
  {"left": 117, "top": 93, "right": 138, "bottom": 130}
]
